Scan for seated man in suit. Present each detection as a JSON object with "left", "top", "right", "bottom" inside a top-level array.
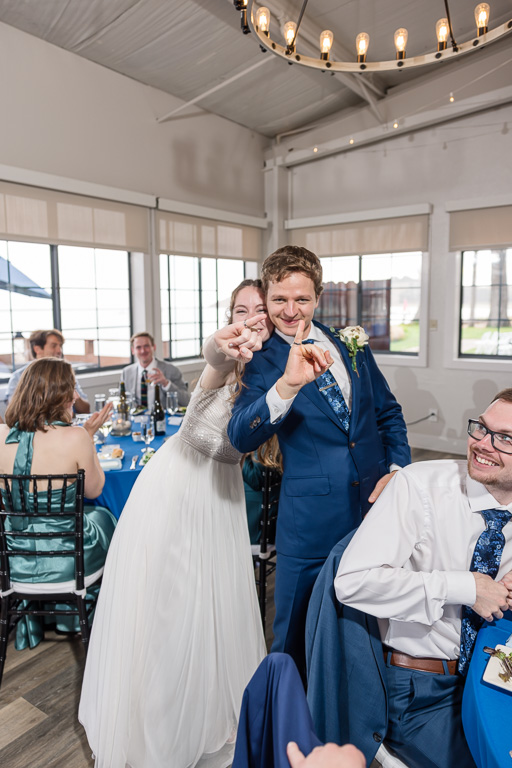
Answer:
[
  {"left": 121, "top": 331, "right": 190, "bottom": 409},
  {"left": 7, "top": 328, "right": 90, "bottom": 413},
  {"left": 228, "top": 246, "right": 410, "bottom": 674},
  {"left": 334, "top": 389, "right": 512, "bottom": 768}
]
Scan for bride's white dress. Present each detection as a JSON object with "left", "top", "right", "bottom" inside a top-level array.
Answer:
[{"left": 79, "top": 379, "right": 266, "bottom": 768}]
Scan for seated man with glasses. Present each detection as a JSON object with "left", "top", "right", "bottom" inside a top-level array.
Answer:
[{"left": 333, "top": 389, "right": 512, "bottom": 768}]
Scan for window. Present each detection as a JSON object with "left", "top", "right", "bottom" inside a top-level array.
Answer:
[
  {"left": 160, "top": 254, "right": 256, "bottom": 359},
  {"left": 0, "top": 239, "right": 131, "bottom": 379},
  {"left": 317, "top": 252, "right": 423, "bottom": 355},
  {"left": 459, "top": 248, "right": 512, "bottom": 358}
]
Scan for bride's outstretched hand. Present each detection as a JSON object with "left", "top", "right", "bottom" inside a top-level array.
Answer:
[
  {"left": 213, "top": 314, "right": 268, "bottom": 361},
  {"left": 276, "top": 320, "right": 333, "bottom": 399}
]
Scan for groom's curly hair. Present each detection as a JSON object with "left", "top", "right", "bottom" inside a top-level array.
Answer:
[{"left": 261, "top": 245, "right": 324, "bottom": 298}]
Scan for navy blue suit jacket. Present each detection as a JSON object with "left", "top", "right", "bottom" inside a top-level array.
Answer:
[
  {"left": 228, "top": 322, "right": 410, "bottom": 559},
  {"left": 306, "top": 535, "right": 388, "bottom": 765}
]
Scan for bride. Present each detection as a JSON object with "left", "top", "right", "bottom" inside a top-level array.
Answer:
[{"left": 79, "top": 279, "right": 271, "bottom": 768}]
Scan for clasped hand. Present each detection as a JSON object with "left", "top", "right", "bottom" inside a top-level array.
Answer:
[
  {"left": 276, "top": 320, "right": 333, "bottom": 400},
  {"left": 472, "top": 570, "right": 512, "bottom": 622},
  {"left": 214, "top": 314, "right": 268, "bottom": 361}
]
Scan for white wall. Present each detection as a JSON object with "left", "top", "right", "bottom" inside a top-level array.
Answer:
[
  {"left": 0, "top": 22, "right": 267, "bottom": 400},
  {"left": 286, "top": 104, "right": 512, "bottom": 454},
  {"left": 0, "top": 22, "right": 266, "bottom": 216}
]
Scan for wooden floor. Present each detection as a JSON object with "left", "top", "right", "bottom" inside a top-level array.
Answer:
[{"left": 0, "top": 447, "right": 463, "bottom": 767}]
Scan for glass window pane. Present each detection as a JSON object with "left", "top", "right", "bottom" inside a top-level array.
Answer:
[{"left": 460, "top": 248, "right": 512, "bottom": 359}]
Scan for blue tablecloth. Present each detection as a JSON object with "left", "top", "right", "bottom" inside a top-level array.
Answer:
[
  {"left": 462, "top": 615, "right": 512, "bottom": 768},
  {"left": 86, "top": 420, "right": 181, "bottom": 519}
]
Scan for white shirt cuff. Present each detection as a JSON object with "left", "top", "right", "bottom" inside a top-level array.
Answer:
[
  {"left": 444, "top": 571, "right": 477, "bottom": 608},
  {"left": 389, "top": 463, "right": 401, "bottom": 473},
  {"left": 266, "top": 383, "right": 296, "bottom": 424}
]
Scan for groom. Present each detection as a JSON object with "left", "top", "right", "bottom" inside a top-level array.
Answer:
[{"left": 228, "top": 246, "right": 410, "bottom": 672}]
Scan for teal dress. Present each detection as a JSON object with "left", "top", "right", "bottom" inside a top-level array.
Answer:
[{"left": 3, "top": 423, "right": 117, "bottom": 650}]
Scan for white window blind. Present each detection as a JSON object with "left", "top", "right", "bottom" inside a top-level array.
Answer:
[
  {"left": 157, "top": 210, "right": 262, "bottom": 261},
  {"left": 0, "top": 181, "right": 149, "bottom": 251},
  {"left": 290, "top": 214, "right": 429, "bottom": 256},
  {"left": 449, "top": 206, "right": 512, "bottom": 251}
]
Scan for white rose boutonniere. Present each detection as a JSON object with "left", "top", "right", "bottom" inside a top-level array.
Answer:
[{"left": 329, "top": 325, "right": 369, "bottom": 377}]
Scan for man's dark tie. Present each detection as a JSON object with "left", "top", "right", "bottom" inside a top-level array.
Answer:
[
  {"left": 140, "top": 369, "right": 148, "bottom": 408},
  {"left": 303, "top": 340, "right": 350, "bottom": 432},
  {"left": 458, "top": 507, "right": 511, "bottom": 675}
]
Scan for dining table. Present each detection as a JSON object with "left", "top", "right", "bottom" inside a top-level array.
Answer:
[
  {"left": 462, "top": 615, "right": 512, "bottom": 768},
  {"left": 86, "top": 417, "right": 182, "bottom": 519}
]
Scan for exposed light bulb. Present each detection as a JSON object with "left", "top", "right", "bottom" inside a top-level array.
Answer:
[
  {"left": 355, "top": 32, "right": 369, "bottom": 62},
  {"left": 349, "top": 137, "right": 354, "bottom": 145},
  {"left": 319, "top": 30, "right": 334, "bottom": 60},
  {"left": 313, "top": 146, "right": 318, "bottom": 153},
  {"left": 436, "top": 18, "right": 449, "bottom": 50},
  {"left": 394, "top": 28, "right": 408, "bottom": 59},
  {"left": 393, "top": 120, "right": 399, "bottom": 129},
  {"left": 283, "top": 21, "right": 297, "bottom": 50},
  {"left": 474, "top": 3, "right": 490, "bottom": 35},
  {"left": 256, "top": 6, "right": 270, "bottom": 36},
  {"left": 449, "top": 92, "right": 455, "bottom": 102}
]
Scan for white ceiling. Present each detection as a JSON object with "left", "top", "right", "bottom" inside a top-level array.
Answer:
[{"left": 0, "top": 0, "right": 510, "bottom": 138}]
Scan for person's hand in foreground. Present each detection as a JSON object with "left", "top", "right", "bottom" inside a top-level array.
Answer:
[
  {"left": 213, "top": 314, "right": 269, "bottom": 362},
  {"left": 287, "top": 742, "right": 365, "bottom": 768},
  {"left": 277, "top": 320, "right": 333, "bottom": 399},
  {"left": 83, "top": 402, "right": 113, "bottom": 439}
]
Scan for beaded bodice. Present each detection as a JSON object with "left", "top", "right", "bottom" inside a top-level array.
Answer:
[{"left": 177, "top": 382, "right": 242, "bottom": 465}]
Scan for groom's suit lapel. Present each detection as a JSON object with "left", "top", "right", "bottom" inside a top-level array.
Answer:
[{"left": 261, "top": 325, "right": 359, "bottom": 434}]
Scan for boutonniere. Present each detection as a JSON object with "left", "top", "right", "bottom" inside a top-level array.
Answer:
[{"left": 329, "top": 325, "right": 369, "bottom": 377}]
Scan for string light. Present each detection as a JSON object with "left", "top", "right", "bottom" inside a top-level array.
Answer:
[{"left": 449, "top": 92, "right": 455, "bottom": 102}]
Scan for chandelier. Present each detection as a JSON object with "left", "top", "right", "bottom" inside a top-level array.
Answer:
[{"left": 233, "top": 1, "right": 512, "bottom": 73}]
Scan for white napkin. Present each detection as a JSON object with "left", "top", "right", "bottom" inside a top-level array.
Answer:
[
  {"left": 168, "top": 416, "right": 183, "bottom": 425},
  {"left": 98, "top": 457, "right": 123, "bottom": 471}
]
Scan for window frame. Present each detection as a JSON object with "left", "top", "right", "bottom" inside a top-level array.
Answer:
[
  {"left": 317, "top": 250, "right": 428, "bottom": 368},
  {"left": 0, "top": 239, "right": 133, "bottom": 381}
]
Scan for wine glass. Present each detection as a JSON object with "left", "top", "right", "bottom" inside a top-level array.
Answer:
[
  {"left": 141, "top": 419, "right": 154, "bottom": 454},
  {"left": 95, "top": 420, "right": 112, "bottom": 444},
  {"left": 166, "top": 392, "right": 179, "bottom": 422}
]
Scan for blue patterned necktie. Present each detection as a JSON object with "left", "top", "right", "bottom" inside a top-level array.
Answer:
[
  {"left": 458, "top": 507, "right": 511, "bottom": 676},
  {"left": 302, "top": 341, "right": 350, "bottom": 432}
]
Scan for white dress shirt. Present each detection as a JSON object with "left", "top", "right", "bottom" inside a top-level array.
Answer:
[
  {"left": 266, "top": 324, "right": 352, "bottom": 424},
  {"left": 335, "top": 459, "right": 512, "bottom": 660}
]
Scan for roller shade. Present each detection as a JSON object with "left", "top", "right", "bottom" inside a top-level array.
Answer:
[
  {"left": 449, "top": 206, "right": 512, "bottom": 251},
  {"left": 290, "top": 214, "right": 429, "bottom": 256},
  {"left": 0, "top": 180, "right": 149, "bottom": 251},
  {"left": 157, "top": 210, "right": 262, "bottom": 261}
]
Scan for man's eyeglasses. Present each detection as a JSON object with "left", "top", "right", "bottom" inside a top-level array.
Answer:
[{"left": 467, "top": 419, "right": 512, "bottom": 454}]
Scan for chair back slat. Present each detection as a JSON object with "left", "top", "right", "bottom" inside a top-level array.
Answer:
[{"left": 0, "top": 470, "right": 86, "bottom": 592}]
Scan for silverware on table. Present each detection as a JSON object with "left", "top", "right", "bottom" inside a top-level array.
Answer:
[{"left": 130, "top": 454, "right": 138, "bottom": 470}]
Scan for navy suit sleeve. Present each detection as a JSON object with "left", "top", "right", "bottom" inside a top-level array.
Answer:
[
  {"left": 365, "top": 347, "right": 411, "bottom": 469},
  {"left": 228, "top": 360, "right": 286, "bottom": 453}
]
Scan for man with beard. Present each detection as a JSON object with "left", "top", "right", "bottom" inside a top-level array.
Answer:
[{"left": 333, "top": 389, "right": 512, "bottom": 768}]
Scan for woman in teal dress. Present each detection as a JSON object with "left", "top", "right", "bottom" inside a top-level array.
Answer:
[{"left": 0, "top": 357, "right": 116, "bottom": 649}]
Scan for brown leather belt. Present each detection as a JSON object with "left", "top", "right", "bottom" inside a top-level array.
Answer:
[{"left": 384, "top": 648, "right": 458, "bottom": 675}]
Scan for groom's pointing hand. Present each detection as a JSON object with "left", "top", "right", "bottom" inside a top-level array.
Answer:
[{"left": 276, "top": 321, "right": 333, "bottom": 399}]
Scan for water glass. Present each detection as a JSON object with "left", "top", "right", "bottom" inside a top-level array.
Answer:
[
  {"left": 166, "top": 391, "right": 179, "bottom": 419},
  {"left": 94, "top": 393, "right": 106, "bottom": 411}
]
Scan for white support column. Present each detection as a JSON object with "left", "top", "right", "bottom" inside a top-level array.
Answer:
[{"left": 263, "top": 163, "right": 289, "bottom": 257}]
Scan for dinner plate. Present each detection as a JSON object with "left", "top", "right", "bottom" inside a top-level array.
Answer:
[{"left": 482, "top": 644, "right": 512, "bottom": 695}]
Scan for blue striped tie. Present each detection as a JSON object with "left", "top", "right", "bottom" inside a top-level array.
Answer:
[{"left": 458, "top": 508, "right": 511, "bottom": 675}]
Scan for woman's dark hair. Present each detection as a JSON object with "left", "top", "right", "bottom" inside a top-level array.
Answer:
[{"left": 5, "top": 358, "right": 75, "bottom": 432}]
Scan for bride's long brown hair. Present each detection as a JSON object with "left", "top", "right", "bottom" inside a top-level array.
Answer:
[{"left": 227, "top": 280, "right": 283, "bottom": 472}]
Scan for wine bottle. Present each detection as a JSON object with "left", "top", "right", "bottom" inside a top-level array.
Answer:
[
  {"left": 119, "top": 381, "right": 129, "bottom": 418},
  {"left": 152, "top": 385, "right": 166, "bottom": 436}
]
